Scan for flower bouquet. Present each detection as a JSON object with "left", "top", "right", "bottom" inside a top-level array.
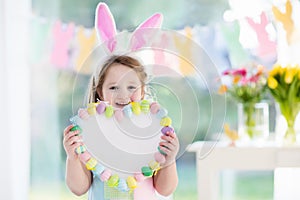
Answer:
[
  {"left": 267, "top": 64, "right": 300, "bottom": 144},
  {"left": 219, "top": 64, "right": 268, "bottom": 139}
]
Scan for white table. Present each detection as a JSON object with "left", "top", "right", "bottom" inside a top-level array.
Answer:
[{"left": 187, "top": 141, "right": 300, "bottom": 200}]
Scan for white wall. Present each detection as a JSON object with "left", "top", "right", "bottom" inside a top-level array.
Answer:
[{"left": 0, "top": 0, "right": 31, "bottom": 199}]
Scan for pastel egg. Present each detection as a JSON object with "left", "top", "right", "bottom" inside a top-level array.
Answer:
[
  {"left": 160, "top": 117, "right": 172, "bottom": 126},
  {"left": 134, "top": 173, "right": 145, "bottom": 182},
  {"left": 123, "top": 104, "right": 133, "bottom": 118},
  {"left": 156, "top": 108, "right": 168, "bottom": 119},
  {"left": 91, "top": 164, "right": 105, "bottom": 177},
  {"left": 75, "top": 145, "right": 86, "bottom": 154},
  {"left": 154, "top": 152, "right": 166, "bottom": 164},
  {"left": 70, "top": 125, "right": 82, "bottom": 134},
  {"left": 85, "top": 158, "right": 98, "bottom": 170},
  {"left": 114, "top": 109, "right": 124, "bottom": 122},
  {"left": 105, "top": 105, "right": 114, "bottom": 118},
  {"left": 96, "top": 102, "right": 106, "bottom": 114},
  {"left": 127, "top": 176, "right": 138, "bottom": 190},
  {"left": 100, "top": 169, "right": 112, "bottom": 182},
  {"left": 118, "top": 178, "right": 129, "bottom": 192},
  {"left": 87, "top": 103, "right": 97, "bottom": 115},
  {"left": 140, "top": 100, "right": 150, "bottom": 113},
  {"left": 141, "top": 166, "right": 153, "bottom": 177},
  {"left": 78, "top": 108, "right": 89, "bottom": 119},
  {"left": 69, "top": 115, "right": 80, "bottom": 124},
  {"left": 161, "top": 126, "right": 174, "bottom": 135},
  {"left": 79, "top": 151, "right": 92, "bottom": 162},
  {"left": 131, "top": 102, "right": 141, "bottom": 115},
  {"left": 149, "top": 160, "right": 160, "bottom": 171},
  {"left": 150, "top": 102, "right": 160, "bottom": 114},
  {"left": 157, "top": 146, "right": 167, "bottom": 156},
  {"left": 107, "top": 174, "right": 119, "bottom": 187}
]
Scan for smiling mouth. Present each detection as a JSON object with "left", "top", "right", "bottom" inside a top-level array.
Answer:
[{"left": 115, "top": 102, "right": 130, "bottom": 107}]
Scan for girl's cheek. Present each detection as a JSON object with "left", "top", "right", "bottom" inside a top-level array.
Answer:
[{"left": 130, "top": 91, "right": 142, "bottom": 101}]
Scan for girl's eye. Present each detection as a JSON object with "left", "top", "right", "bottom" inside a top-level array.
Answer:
[
  {"left": 109, "top": 86, "right": 118, "bottom": 90},
  {"left": 128, "top": 86, "right": 137, "bottom": 90}
]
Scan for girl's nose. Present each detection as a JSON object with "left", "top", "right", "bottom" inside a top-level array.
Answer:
[{"left": 117, "top": 88, "right": 129, "bottom": 98}]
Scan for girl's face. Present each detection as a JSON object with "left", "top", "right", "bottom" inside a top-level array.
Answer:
[{"left": 99, "top": 64, "right": 144, "bottom": 109}]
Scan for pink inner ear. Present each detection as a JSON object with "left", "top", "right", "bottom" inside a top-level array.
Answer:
[
  {"left": 139, "top": 13, "right": 163, "bottom": 29},
  {"left": 130, "top": 13, "right": 163, "bottom": 51},
  {"left": 96, "top": 3, "right": 117, "bottom": 52}
]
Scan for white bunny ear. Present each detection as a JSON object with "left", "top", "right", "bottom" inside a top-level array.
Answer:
[
  {"left": 95, "top": 2, "right": 117, "bottom": 52},
  {"left": 130, "top": 13, "right": 163, "bottom": 51}
]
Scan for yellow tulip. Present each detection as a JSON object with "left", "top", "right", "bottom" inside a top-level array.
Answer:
[
  {"left": 297, "top": 65, "right": 300, "bottom": 79},
  {"left": 284, "top": 67, "right": 295, "bottom": 84},
  {"left": 268, "top": 76, "right": 278, "bottom": 89},
  {"left": 269, "top": 64, "right": 281, "bottom": 76}
]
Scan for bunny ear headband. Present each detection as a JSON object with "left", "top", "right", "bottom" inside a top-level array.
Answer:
[{"left": 95, "top": 2, "right": 163, "bottom": 53}]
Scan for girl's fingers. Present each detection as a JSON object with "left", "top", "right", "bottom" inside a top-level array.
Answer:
[
  {"left": 159, "top": 141, "right": 175, "bottom": 151},
  {"left": 64, "top": 130, "right": 80, "bottom": 144},
  {"left": 70, "top": 142, "right": 83, "bottom": 152},
  {"left": 166, "top": 131, "right": 176, "bottom": 139},
  {"left": 66, "top": 135, "right": 82, "bottom": 146},
  {"left": 64, "top": 125, "right": 74, "bottom": 136},
  {"left": 159, "top": 145, "right": 171, "bottom": 155},
  {"left": 161, "top": 134, "right": 178, "bottom": 146}
]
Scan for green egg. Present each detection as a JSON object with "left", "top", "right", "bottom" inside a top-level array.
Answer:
[
  {"left": 105, "top": 105, "right": 114, "bottom": 118},
  {"left": 141, "top": 166, "right": 153, "bottom": 177},
  {"left": 107, "top": 174, "right": 119, "bottom": 187},
  {"left": 140, "top": 100, "right": 150, "bottom": 113},
  {"left": 70, "top": 125, "right": 82, "bottom": 135}
]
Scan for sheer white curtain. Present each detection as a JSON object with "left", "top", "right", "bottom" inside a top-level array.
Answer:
[{"left": 0, "top": 0, "right": 31, "bottom": 199}]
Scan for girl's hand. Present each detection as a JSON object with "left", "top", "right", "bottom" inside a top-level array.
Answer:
[
  {"left": 159, "top": 132, "right": 180, "bottom": 166},
  {"left": 63, "top": 125, "right": 83, "bottom": 161}
]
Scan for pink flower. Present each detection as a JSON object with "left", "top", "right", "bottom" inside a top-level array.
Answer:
[
  {"left": 222, "top": 69, "right": 231, "bottom": 75},
  {"left": 232, "top": 68, "right": 247, "bottom": 77},
  {"left": 240, "top": 77, "right": 249, "bottom": 85},
  {"left": 249, "top": 74, "right": 260, "bottom": 83}
]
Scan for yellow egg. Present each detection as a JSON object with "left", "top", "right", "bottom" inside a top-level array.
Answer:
[
  {"left": 87, "top": 103, "right": 97, "bottom": 115},
  {"left": 160, "top": 117, "right": 172, "bottom": 126},
  {"left": 85, "top": 158, "right": 97, "bottom": 170},
  {"left": 126, "top": 176, "right": 137, "bottom": 190},
  {"left": 149, "top": 160, "right": 160, "bottom": 171},
  {"left": 131, "top": 102, "right": 141, "bottom": 115}
]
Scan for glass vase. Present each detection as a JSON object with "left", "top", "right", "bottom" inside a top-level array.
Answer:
[
  {"left": 276, "top": 102, "right": 300, "bottom": 145},
  {"left": 237, "top": 102, "right": 269, "bottom": 141}
]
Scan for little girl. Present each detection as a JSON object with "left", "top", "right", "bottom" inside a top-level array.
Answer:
[{"left": 63, "top": 55, "right": 179, "bottom": 199}]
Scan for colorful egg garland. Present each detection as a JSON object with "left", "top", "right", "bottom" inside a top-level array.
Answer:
[{"left": 70, "top": 100, "right": 175, "bottom": 193}]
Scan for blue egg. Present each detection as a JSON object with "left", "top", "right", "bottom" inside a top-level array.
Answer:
[
  {"left": 69, "top": 115, "right": 80, "bottom": 124},
  {"left": 156, "top": 108, "right": 168, "bottom": 119},
  {"left": 92, "top": 164, "right": 105, "bottom": 178},
  {"left": 117, "top": 178, "right": 129, "bottom": 192},
  {"left": 123, "top": 104, "right": 133, "bottom": 118}
]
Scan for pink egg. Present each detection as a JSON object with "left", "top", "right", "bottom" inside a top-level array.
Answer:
[
  {"left": 134, "top": 172, "right": 146, "bottom": 182},
  {"left": 100, "top": 169, "right": 112, "bottom": 182},
  {"left": 96, "top": 102, "right": 106, "bottom": 114},
  {"left": 114, "top": 109, "right": 124, "bottom": 122},
  {"left": 154, "top": 152, "right": 166, "bottom": 164},
  {"left": 78, "top": 108, "right": 89, "bottom": 119},
  {"left": 150, "top": 102, "right": 160, "bottom": 114},
  {"left": 79, "top": 151, "right": 92, "bottom": 162}
]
